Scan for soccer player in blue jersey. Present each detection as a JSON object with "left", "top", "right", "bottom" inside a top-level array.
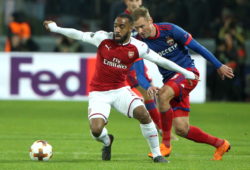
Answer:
[{"left": 132, "top": 7, "right": 234, "bottom": 160}]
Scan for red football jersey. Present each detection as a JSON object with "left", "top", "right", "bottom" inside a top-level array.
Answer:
[{"left": 86, "top": 31, "right": 150, "bottom": 91}]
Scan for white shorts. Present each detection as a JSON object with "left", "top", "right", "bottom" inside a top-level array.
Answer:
[{"left": 88, "top": 86, "right": 144, "bottom": 122}]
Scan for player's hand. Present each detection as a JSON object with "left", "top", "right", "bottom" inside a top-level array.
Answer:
[
  {"left": 183, "top": 69, "right": 200, "bottom": 85},
  {"left": 217, "top": 64, "right": 234, "bottom": 80},
  {"left": 147, "top": 86, "right": 160, "bottom": 97},
  {"left": 187, "top": 74, "right": 199, "bottom": 86},
  {"left": 43, "top": 20, "right": 57, "bottom": 32},
  {"left": 183, "top": 71, "right": 198, "bottom": 80}
]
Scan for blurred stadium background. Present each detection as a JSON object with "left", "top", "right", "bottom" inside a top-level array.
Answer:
[
  {"left": 1, "top": 0, "right": 250, "bottom": 101},
  {"left": 0, "top": 0, "right": 250, "bottom": 169}
]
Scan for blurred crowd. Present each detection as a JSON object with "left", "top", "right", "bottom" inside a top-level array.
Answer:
[
  {"left": 2, "top": 0, "right": 250, "bottom": 37},
  {"left": 2, "top": 0, "right": 250, "bottom": 101}
]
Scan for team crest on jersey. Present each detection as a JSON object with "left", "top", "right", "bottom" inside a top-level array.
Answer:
[
  {"left": 128, "top": 51, "right": 135, "bottom": 58},
  {"left": 166, "top": 36, "right": 175, "bottom": 46}
]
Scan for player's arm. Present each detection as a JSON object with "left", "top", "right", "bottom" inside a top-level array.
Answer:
[
  {"left": 187, "top": 39, "right": 234, "bottom": 80},
  {"left": 133, "top": 59, "right": 151, "bottom": 90},
  {"left": 141, "top": 48, "right": 196, "bottom": 80},
  {"left": 43, "top": 20, "right": 107, "bottom": 47},
  {"left": 171, "top": 24, "right": 234, "bottom": 80},
  {"left": 133, "top": 60, "right": 160, "bottom": 96},
  {"left": 188, "top": 39, "right": 222, "bottom": 68}
]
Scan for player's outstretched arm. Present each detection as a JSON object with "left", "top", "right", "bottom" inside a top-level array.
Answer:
[
  {"left": 43, "top": 20, "right": 108, "bottom": 47},
  {"left": 43, "top": 20, "right": 85, "bottom": 41},
  {"left": 142, "top": 49, "right": 198, "bottom": 80},
  {"left": 187, "top": 39, "right": 234, "bottom": 79}
]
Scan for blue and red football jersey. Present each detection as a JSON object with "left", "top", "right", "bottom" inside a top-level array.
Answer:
[{"left": 136, "top": 23, "right": 196, "bottom": 82}]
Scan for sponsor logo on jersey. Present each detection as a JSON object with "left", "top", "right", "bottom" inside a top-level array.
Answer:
[
  {"left": 105, "top": 44, "right": 111, "bottom": 50},
  {"left": 103, "top": 57, "right": 127, "bottom": 69},
  {"left": 128, "top": 51, "right": 134, "bottom": 58},
  {"left": 158, "top": 43, "right": 178, "bottom": 56}
]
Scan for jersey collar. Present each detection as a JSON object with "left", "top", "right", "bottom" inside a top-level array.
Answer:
[
  {"left": 117, "top": 38, "right": 131, "bottom": 46},
  {"left": 148, "top": 24, "right": 160, "bottom": 40},
  {"left": 121, "top": 38, "right": 131, "bottom": 46}
]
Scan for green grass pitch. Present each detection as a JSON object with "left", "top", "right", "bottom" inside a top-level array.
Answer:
[{"left": 0, "top": 101, "right": 250, "bottom": 170}]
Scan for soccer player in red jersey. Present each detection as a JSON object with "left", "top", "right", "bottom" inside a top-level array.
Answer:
[
  {"left": 131, "top": 7, "right": 234, "bottom": 160},
  {"left": 43, "top": 13, "right": 197, "bottom": 163}
]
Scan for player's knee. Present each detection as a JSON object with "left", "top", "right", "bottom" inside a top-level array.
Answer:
[
  {"left": 89, "top": 118, "right": 105, "bottom": 137},
  {"left": 158, "top": 86, "right": 174, "bottom": 110},
  {"left": 159, "top": 86, "right": 174, "bottom": 99},
  {"left": 158, "top": 97, "right": 171, "bottom": 112},
  {"left": 174, "top": 124, "right": 189, "bottom": 137},
  {"left": 133, "top": 106, "right": 151, "bottom": 124},
  {"left": 90, "top": 126, "right": 103, "bottom": 137},
  {"left": 174, "top": 128, "right": 186, "bottom": 137}
]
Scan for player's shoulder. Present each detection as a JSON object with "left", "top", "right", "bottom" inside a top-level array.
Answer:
[
  {"left": 131, "top": 37, "right": 148, "bottom": 49},
  {"left": 92, "top": 30, "right": 113, "bottom": 40},
  {"left": 130, "top": 37, "right": 149, "bottom": 55},
  {"left": 157, "top": 22, "right": 187, "bottom": 36},
  {"left": 156, "top": 22, "right": 174, "bottom": 30},
  {"left": 156, "top": 22, "right": 183, "bottom": 32}
]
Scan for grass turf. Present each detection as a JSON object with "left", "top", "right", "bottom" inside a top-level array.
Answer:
[{"left": 0, "top": 101, "right": 250, "bottom": 170}]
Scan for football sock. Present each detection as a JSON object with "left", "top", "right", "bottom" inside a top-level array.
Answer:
[
  {"left": 186, "top": 126, "right": 224, "bottom": 148},
  {"left": 140, "top": 121, "right": 161, "bottom": 158},
  {"left": 161, "top": 108, "right": 174, "bottom": 147},
  {"left": 145, "top": 99, "right": 162, "bottom": 129},
  {"left": 91, "top": 127, "right": 111, "bottom": 146}
]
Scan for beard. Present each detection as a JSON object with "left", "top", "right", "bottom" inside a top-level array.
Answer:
[{"left": 113, "top": 32, "right": 130, "bottom": 44}]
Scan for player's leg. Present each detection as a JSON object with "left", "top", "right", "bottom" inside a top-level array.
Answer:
[
  {"left": 136, "top": 85, "right": 162, "bottom": 130},
  {"left": 88, "top": 91, "right": 114, "bottom": 160},
  {"left": 155, "top": 84, "right": 175, "bottom": 157},
  {"left": 127, "top": 69, "right": 162, "bottom": 130},
  {"left": 171, "top": 72, "right": 231, "bottom": 160},
  {"left": 173, "top": 109, "right": 224, "bottom": 145},
  {"left": 89, "top": 118, "right": 114, "bottom": 161},
  {"left": 133, "top": 103, "right": 167, "bottom": 162},
  {"left": 172, "top": 110, "right": 230, "bottom": 160},
  {"left": 151, "top": 70, "right": 199, "bottom": 157},
  {"left": 114, "top": 87, "right": 167, "bottom": 163},
  {"left": 127, "top": 66, "right": 162, "bottom": 130}
]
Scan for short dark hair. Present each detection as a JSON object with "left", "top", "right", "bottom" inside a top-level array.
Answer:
[{"left": 116, "top": 13, "right": 134, "bottom": 25}]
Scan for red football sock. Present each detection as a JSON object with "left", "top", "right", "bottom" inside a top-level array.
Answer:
[
  {"left": 145, "top": 100, "right": 162, "bottom": 129},
  {"left": 186, "top": 126, "right": 224, "bottom": 148},
  {"left": 161, "top": 108, "right": 173, "bottom": 147}
]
